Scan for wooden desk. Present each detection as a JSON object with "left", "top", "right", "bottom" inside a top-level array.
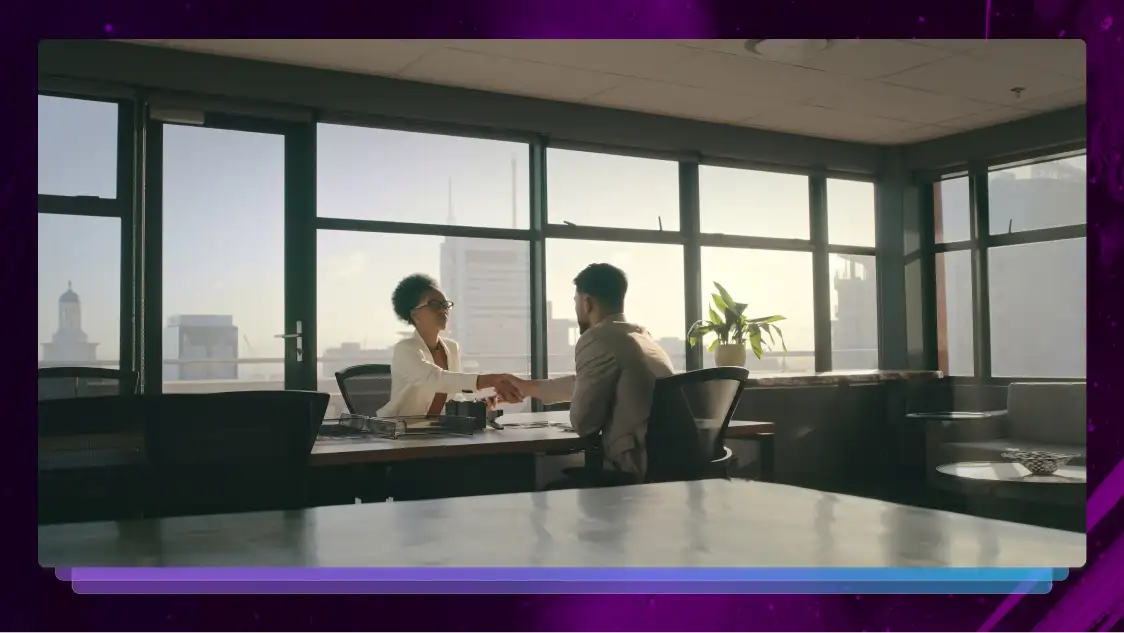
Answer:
[
  {"left": 312, "top": 411, "right": 773, "bottom": 466},
  {"left": 38, "top": 478, "right": 1084, "bottom": 568}
]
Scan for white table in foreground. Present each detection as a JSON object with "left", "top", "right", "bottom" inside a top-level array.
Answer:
[
  {"left": 937, "top": 461, "right": 1086, "bottom": 484},
  {"left": 38, "top": 478, "right": 1083, "bottom": 568}
]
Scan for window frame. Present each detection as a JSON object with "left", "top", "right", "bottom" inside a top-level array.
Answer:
[
  {"left": 924, "top": 151, "right": 1088, "bottom": 385},
  {"left": 36, "top": 92, "right": 139, "bottom": 376},
  {"left": 37, "top": 84, "right": 887, "bottom": 402}
]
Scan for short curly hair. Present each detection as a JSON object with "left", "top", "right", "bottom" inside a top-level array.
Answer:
[{"left": 391, "top": 274, "right": 440, "bottom": 325}]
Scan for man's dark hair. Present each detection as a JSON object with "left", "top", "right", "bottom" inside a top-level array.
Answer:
[
  {"left": 392, "top": 273, "right": 439, "bottom": 325},
  {"left": 573, "top": 263, "right": 628, "bottom": 314}
]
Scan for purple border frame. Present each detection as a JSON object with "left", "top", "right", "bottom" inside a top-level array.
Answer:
[{"left": 9, "top": 0, "right": 1124, "bottom": 630}]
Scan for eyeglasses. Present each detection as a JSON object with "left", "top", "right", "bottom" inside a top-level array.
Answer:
[{"left": 413, "top": 300, "right": 455, "bottom": 312}]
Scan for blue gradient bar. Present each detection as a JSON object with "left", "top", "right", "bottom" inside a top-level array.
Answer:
[
  {"left": 70, "top": 580, "right": 1054, "bottom": 595},
  {"left": 65, "top": 567, "right": 1059, "bottom": 583}
]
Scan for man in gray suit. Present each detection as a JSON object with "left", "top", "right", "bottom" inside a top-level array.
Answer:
[{"left": 512, "top": 263, "right": 675, "bottom": 479}]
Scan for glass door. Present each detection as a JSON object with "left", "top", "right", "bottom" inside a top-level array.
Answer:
[{"left": 142, "top": 110, "right": 315, "bottom": 394}]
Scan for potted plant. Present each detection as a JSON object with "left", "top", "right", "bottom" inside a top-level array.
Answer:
[{"left": 687, "top": 282, "right": 788, "bottom": 368}]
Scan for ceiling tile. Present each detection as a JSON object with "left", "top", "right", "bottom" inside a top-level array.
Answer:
[
  {"left": 744, "top": 104, "right": 918, "bottom": 142},
  {"left": 399, "top": 48, "right": 626, "bottom": 101},
  {"left": 936, "top": 107, "right": 1037, "bottom": 129},
  {"left": 870, "top": 125, "right": 956, "bottom": 144},
  {"left": 588, "top": 79, "right": 782, "bottom": 123},
  {"left": 673, "top": 39, "right": 754, "bottom": 56},
  {"left": 799, "top": 39, "right": 955, "bottom": 78},
  {"left": 965, "top": 39, "right": 1085, "bottom": 80},
  {"left": 807, "top": 78, "right": 993, "bottom": 125},
  {"left": 154, "top": 39, "right": 440, "bottom": 76},
  {"left": 1011, "top": 86, "right": 1085, "bottom": 111},
  {"left": 908, "top": 39, "right": 987, "bottom": 52},
  {"left": 657, "top": 49, "right": 854, "bottom": 102},
  {"left": 442, "top": 39, "right": 698, "bottom": 80},
  {"left": 880, "top": 53, "right": 1083, "bottom": 106}
]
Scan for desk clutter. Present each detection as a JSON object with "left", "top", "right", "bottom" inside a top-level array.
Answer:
[{"left": 327, "top": 399, "right": 504, "bottom": 439}]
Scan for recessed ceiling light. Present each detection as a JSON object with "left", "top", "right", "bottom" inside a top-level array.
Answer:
[{"left": 744, "top": 39, "right": 832, "bottom": 63}]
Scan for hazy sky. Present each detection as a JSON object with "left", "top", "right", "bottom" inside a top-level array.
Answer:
[{"left": 39, "top": 94, "right": 880, "bottom": 363}]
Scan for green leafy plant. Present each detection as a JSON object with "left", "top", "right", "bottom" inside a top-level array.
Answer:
[{"left": 687, "top": 282, "right": 788, "bottom": 360}]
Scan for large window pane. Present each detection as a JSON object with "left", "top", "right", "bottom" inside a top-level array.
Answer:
[
  {"left": 934, "top": 177, "right": 971, "bottom": 243},
  {"left": 831, "top": 254, "right": 878, "bottom": 370},
  {"left": 162, "top": 125, "right": 285, "bottom": 392},
  {"left": 699, "top": 167, "right": 809, "bottom": 239},
  {"left": 37, "top": 95, "right": 118, "bottom": 198},
  {"left": 547, "top": 149, "right": 679, "bottom": 231},
  {"left": 989, "top": 238, "right": 1085, "bottom": 378},
  {"left": 317, "top": 124, "right": 530, "bottom": 229},
  {"left": 989, "top": 156, "right": 1086, "bottom": 235},
  {"left": 935, "top": 250, "right": 974, "bottom": 376},
  {"left": 319, "top": 232, "right": 532, "bottom": 417},
  {"left": 37, "top": 214, "right": 120, "bottom": 368},
  {"left": 827, "top": 179, "right": 875, "bottom": 247},
  {"left": 700, "top": 248, "right": 814, "bottom": 373},
  {"left": 546, "top": 240, "right": 685, "bottom": 372}
]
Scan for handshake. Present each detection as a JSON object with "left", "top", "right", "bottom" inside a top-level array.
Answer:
[{"left": 476, "top": 373, "right": 536, "bottom": 404}]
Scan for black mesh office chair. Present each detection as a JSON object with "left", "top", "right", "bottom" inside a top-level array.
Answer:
[
  {"left": 645, "top": 366, "right": 749, "bottom": 482},
  {"left": 38, "top": 395, "right": 146, "bottom": 524},
  {"left": 335, "top": 364, "right": 393, "bottom": 416},
  {"left": 37, "top": 367, "right": 139, "bottom": 402},
  {"left": 546, "top": 367, "right": 749, "bottom": 489},
  {"left": 141, "top": 390, "right": 329, "bottom": 518}
]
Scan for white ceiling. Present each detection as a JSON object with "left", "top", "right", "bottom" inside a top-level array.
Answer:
[{"left": 126, "top": 39, "right": 1086, "bottom": 145}]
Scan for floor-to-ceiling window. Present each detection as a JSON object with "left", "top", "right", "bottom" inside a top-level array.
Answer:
[
  {"left": 545, "top": 148, "right": 686, "bottom": 373},
  {"left": 315, "top": 123, "right": 534, "bottom": 416},
  {"left": 37, "top": 95, "right": 131, "bottom": 373},
  {"left": 931, "top": 153, "right": 1086, "bottom": 380}
]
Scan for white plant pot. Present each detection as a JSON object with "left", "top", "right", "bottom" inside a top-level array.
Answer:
[{"left": 714, "top": 344, "right": 748, "bottom": 368}]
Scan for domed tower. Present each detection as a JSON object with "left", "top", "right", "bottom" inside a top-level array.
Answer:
[
  {"left": 41, "top": 282, "right": 99, "bottom": 364},
  {"left": 58, "top": 282, "right": 84, "bottom": 336}
]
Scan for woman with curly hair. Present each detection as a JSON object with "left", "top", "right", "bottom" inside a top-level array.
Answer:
[{"left": 377, "top": 273, "right": 522, "bottom": 417}]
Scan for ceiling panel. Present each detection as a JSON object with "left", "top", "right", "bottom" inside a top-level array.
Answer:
[
  {"left": 399, "top": 47, "right": 626, "bottom": 101},
  {"left": 1011, "top": 86, "right": 1086, "bottom": 111},
  {"left": 936, "top": 106, "right": 1040, "bottom": 130},
  {"left": 964, "top": 39, "right": 1085, "bottom": 80},
  {"left": 806, "top": 78, "right": 994, "bottom": 125},
  {"left": 881, "top": 53, "right": 1083, "bottom": 106},
  {"left": 588, "top": 79, "right": 783, "bottom": 123},
  {"left": 745, "top": 104, "right": 918, "bottom": 142},
  {"left": 798, "top": 39, "right": 955, "bottom": 79},
  {"left": 655, "top": 48, "right": 855, "bottom": 102},
  {"left": 146, "top": 39, "right": 441, "bottom": 76},
  {"left": 443, "top": 39, "right": 698, "bottom": 80},
  {"left": 123, "top": 38, "right": 1086, "bottom": 145}
]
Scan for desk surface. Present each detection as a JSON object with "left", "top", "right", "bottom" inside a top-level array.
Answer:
[
  {"left": 38, "top": 478, "right": 1083, "bottom": 568},
  {"left": 39, "top": 411, "right": 773, "bottom": 469},
  {"left": 312, "top": 411, "right": 772, "bottom": 465}
]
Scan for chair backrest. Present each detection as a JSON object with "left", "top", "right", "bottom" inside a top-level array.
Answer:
[
  {"left": 1007, "top": 381, "right": 1086, "bottom": 446},
  {"left": 37, "top": 395, "right": 146, "bottom": 524},
  {"left": 37, "top": 367, "right": 139, "bottom": 402},
  {"left": 141, "top": 390, "right": 329, "bottom": 518},
  {"left": 335, "top": 364, "right": 393, "bottom": 416},
  {"left": 645, "top": 367, "right": 749, "bottom": 482}
]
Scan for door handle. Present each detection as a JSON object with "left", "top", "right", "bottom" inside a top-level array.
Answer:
[{"left": 274, "top": 321, "right": 304, "bottom": 362}]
